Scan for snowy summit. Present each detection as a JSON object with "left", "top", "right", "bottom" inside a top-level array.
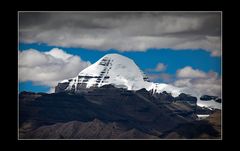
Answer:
[{"left": 55, "top": 53, "right": 182, "bottom": 97}]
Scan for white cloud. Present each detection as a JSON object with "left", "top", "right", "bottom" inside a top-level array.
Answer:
[
  {"left": 176, "top": 66, "right": 207, "bottom": 78},
  {"left": 45, "top": 48, "right": 73, "bottom": 60},
  {"left": 174, "top": 78, "right": 192, "bottom": 87},
  {"left": 155, "top": 63, "right": 167, "bottom": 72},
  {"left": 19, "top": 48, "right": 91, "bottom": 87},
  {"left": 146, "top": 62, "right": 167, "bottom": 72},
  {"left": 173, "top": 66, "right": 221, "bottom": 97}
]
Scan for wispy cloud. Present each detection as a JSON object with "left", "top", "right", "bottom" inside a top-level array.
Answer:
[
  {"left": 146, "top": 62, "right": 167, "bottom": 72},
  {"left": 155, "top": 63, "right": 167, "bottom": 72},
  {"left": 148, "top": 73, "right": 174, "bottom": 83}
]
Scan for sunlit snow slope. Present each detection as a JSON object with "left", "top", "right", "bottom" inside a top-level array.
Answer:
[{"left": 57, "top": 53, "right": 182, "bottom": 97}]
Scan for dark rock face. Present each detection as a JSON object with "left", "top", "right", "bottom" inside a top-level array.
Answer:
[
  {"left": 215, "top": 98, "right": 222, "bottom": 103},
  {"left": 136, "top": 88, "right": 155, "bottom": 102},
  {"left": 55, "top": 82, "right": 70, "bottom": 93},
  {"left": 175, "top": 93, "right": 197, "bottom": 104},
  {"left": 200, "top": 95, "right": 218, "bottom": 101},
  {"left": 19, "top": 86, "right": 221, "bottom": 139},
  {"left": 200, "top": 95, "right": 222, "bottom": 104},
  {"left": 154, "top": 91, "right": 175, "bottom": 103},
  {"left": 196, "top": 106, "right": 213, "bottom": 115},
  {"left": 100, "top": 84, "right": 116, "bottom": 89}
]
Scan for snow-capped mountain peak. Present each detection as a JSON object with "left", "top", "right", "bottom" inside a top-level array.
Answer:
[{"left": 56, "top": 53, "right": 182, "bottom": 97}]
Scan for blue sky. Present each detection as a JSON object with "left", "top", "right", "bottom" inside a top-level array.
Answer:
[
  {"left": 19, "top": 43, "right": 221, "bottom": 74},
  {"left": 19, "top": 42, "right": 221, "bottom": 93}
]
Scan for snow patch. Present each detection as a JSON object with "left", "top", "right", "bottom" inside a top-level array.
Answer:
[{"left": 197, "top": 99, "right": 221, "bottom": 110}]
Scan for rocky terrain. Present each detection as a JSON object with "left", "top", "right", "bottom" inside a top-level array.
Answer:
[{"left": 19, "top": 85, "right": 221, "bottom": 139}]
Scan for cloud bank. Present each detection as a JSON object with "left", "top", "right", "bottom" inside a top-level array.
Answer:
[
  {"left": 19, "top": 12, "right": 221, "bottom": 56},
  {"left": 19, "top": 48, "right": 91, "bottom": 87},
  {"left": 174, "top": 66, "right": 221, "bottom": 97}
]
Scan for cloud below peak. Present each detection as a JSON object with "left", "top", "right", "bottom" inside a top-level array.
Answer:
[{"left": 174, "top": 66, "right": 221, "bottom": 97}]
